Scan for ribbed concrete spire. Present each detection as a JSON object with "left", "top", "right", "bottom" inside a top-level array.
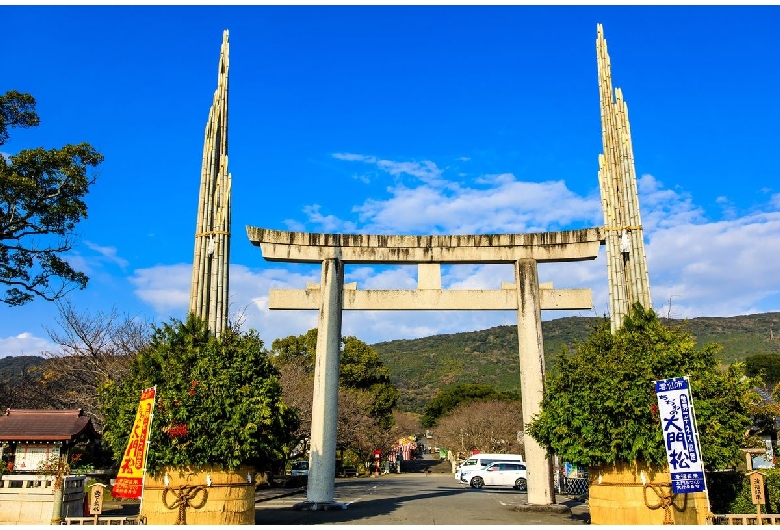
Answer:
[
  {"left": 189, "top": 30, "right": 231, "bottom": 336},
  {"left": 596, "top": 24, "right": 652, "bottom": 332}
]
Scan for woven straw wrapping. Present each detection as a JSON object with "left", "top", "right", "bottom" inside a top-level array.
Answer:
[
  {"left": 140, "top": 465, "right": 255, "bottom": 525},
  {"left": 587, "top": 462, "right": 709, "bottom": 525}
]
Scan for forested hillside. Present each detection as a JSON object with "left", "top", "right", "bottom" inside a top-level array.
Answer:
[
  {"left": 3, "top": 312, "right": 779, "bottom": 413},
  {"left": 0, "top": 355, "right": 45, "bottom": 380},
  {"left": 373, "top": 312, "right": 780, "bottom": 411}
]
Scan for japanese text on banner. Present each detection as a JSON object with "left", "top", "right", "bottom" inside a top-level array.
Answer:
[
  {"left": 111, "top": 387, "right": 155, "bottom": 499},
  {"left": 655, "top": 377, "right": 705, "bottom": 494}
]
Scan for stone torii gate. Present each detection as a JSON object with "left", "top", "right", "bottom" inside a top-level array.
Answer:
[
  {"left": 247, "top": 227, "right": 604, "bottom": 507},
  {"left": 180, "top": 21, "right": 651, "bottom": 510},
  {"left": 236, "top": 22, "right": 651, "bottom": 511}
]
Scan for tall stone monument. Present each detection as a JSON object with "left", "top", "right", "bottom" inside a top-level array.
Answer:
[
  {"left": 189, "top": 30, "right": 232, "bottom": 336},
  {"left": 596, "top": 23, "right": 652, "bottom": 331}
]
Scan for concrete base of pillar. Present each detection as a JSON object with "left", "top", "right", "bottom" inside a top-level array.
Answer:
[
  {"left": 511, "top": 503, "right": 572, "bottom": 514},
  {"left": 292, "top": 501, "right": 350, "bottom": 511}
]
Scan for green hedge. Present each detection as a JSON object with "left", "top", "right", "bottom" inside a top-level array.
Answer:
[{"left": 708, "top": 469, "right": 780, "bottom": 514}]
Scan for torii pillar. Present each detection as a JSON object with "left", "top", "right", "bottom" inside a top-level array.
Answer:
[{"left": 307, "top": 258, "right": 343, "bottom": 505}]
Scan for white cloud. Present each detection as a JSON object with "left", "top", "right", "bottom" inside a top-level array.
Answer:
[
  {"left": 254, "top": 161, "right": 780, "bottom": 344},
  {"left": 65, "top": 240, "right": 130, "bottom": 277},
  {"left": 352, "top": 176, "right": 601, "bottom": 235},
  {"left": 0, "top": 332, "right": 60, "bottom": 358},
  {"left": 375, "top": 159, "right": 442, "bottom": 182},
  {"left": 302, "top": 205, "right": 357, "bottom": 233},
  {"left": 333, "top": 153, "right": 374, "bottom": 163},
  {"left": 332, "top": 152, "right": 446, "bottom": 186},
  {"left": 128, "top": 262, "right": 325, "bottom": 342},
  {"left": 129, "top": 264, "right": 191, "bottom": 317},
  {"left": 228, "top": 264, "right": 327, "bottom": 341},
  {"left": 119, "top": 157, "right": 780, "bottom": 347},
  {"left": 84, "top": 241, "right": 129, "bottom": 269},
  {"left": 647, "top": 212, "right": 780, "bottom": 318},
  {"left": 637, "top": 174, "right": 706, "bottom": 230}
]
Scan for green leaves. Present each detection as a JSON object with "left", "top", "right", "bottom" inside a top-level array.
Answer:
[
  {"left": 527, "top": 303, "right": 755, "bottom": 469},
  {"left": 0, "top": 91, "right": 39, "bottom": 145},
  {"left": 0, "top": 90, "right": 102, "bottom": 306},
  {"left": 422, "top": 383, "right": 517, "bottom": 428},
  {"left": 99, "top": 315, "right": 299, "bottom": 474}
]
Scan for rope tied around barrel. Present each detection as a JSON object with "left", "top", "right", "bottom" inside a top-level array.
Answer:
[
  {"left": 162, "top": 485, "right": 208, "bottom": 525},
  {"left": 642, "top": 483, "right": 676, "bottom": 525},
  {"left": 598, "top": 480, "right": 683, "bottom": 525}
]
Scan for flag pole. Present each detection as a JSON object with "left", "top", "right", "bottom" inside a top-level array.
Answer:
[
  {"left": 684, "top": 376, "right": 712, "bottom": 517},
  {"left": 138, "top": 386, "right": 156, "bottom": 515}
]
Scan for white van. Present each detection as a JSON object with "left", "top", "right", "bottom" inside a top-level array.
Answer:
[
  {"left": 290, "top": 460, "right": 309, "bottom": 476},
  {"left": 455, "top": 453, "right": 524, "bottom": 482}
]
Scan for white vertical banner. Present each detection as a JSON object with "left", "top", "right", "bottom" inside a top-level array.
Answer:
[{"left": 654, "top": 376, "right": 706, "bottom": 494}]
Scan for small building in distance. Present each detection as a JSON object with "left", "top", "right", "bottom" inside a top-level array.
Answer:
[{"left": 0, "top": 409, "right": 100, "bottom": 472}]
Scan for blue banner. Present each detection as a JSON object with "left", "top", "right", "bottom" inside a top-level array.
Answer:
[{"left": 655, "top": 377, "right": 706, "bottom": 494}]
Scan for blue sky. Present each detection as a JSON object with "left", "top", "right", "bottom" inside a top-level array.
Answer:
[{"left": 2, "top": 5, "right": 779, "bottom": 358}]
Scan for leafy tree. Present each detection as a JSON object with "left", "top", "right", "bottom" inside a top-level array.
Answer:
[
  {"left": 527, "top": 303, "right": 758, "bottom": 470},
  {"left": 269, "top": 328, "right": 318, "bottom": 369},
  {"left": 0, "top": 90, "right": 103, "bottom": 306},
  {"left": 421, "top": 383, "right": 515, "bottom": 428},
  {"left": 341, "top": 335, "right": 399, "bottom": 426},
  {"left": 270, "top": 329, "right": 400, "bottom": 459},
  {"left": 0, "top": 90, "right": 39, "bottom": 142},
  {"left": 271, "top": 329, "right": 399, "bottom": 426},
  {"left": 99, "top": 315, "right": 298, "bottom": 474},
  {"left": 745, "top": 354, "right": 780, "bottom": 389}
]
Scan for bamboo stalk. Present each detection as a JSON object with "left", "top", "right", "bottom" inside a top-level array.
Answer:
[
  {"left": 596, "top": 24, "right": 652, "bottom": 331},
  {"left": 189, "top": 30, "right": 231, "bottom": 336}
]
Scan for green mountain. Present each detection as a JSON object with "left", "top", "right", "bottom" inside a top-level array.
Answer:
[
  {"left": 372, "top": 312, "right": 780, "bottom": 412},
  {"left": 0, "top": 355, "right": 46, "bottom": 380},
  {"left": 3, "top": 312, "right": 779, "bottom": 413}
]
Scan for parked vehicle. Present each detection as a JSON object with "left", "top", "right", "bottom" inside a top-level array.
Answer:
[
  {"left": 290, "top": 460, "right": 309, "bottom": 476},
  {"left": 461, "top": 461, "right": 527, "bottom": 491},
  {"left": 341, "top": 466, "right": 358, "bottom": 477},
  {"left": 454, "top": 453, "right": 525, "bottom": 482}
]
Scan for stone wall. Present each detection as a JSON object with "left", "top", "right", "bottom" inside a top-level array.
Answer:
[{"left": 0, "top": 474, "right": 86, "bottom": 524}]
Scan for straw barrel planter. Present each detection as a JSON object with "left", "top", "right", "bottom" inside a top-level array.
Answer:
[
  {"left": 140, "top": 465, "right": 255, "bottom": 525},
  {"left": 588, "top": 461, "right": 709, "bottom": 525}
]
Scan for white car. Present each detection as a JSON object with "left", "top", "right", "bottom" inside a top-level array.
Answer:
[
  {"left": 455, "top": 453, "right": 524, "bottom": 482},
  {"left": 461, "top": 461, "right": 527, "bottom": 491},
  {"left": 290, "top": 460, "right": 309, "bottom": 476}
]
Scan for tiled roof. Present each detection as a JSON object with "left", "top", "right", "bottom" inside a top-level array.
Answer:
[{"left": 0, "top": 409, "right": 99, "bottom": 442}]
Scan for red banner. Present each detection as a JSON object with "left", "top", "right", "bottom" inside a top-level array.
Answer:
[{"left": 111, "top": 387, "right": 155, "bottom": 499}]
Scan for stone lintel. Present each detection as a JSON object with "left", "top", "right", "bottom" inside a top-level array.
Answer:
[
  {"left": 268, "top": 287, "right": 592, "bottom": 311},
  {"left": 418, "top": 263, "right": 441, "bottom": 290},
  {"left": 246, "top": 227, "right": 603, "bottom": 264}
]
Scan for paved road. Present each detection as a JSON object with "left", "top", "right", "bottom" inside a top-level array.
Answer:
[{"left": 255, "top": 473, "right": 590, "bottom": 525}]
